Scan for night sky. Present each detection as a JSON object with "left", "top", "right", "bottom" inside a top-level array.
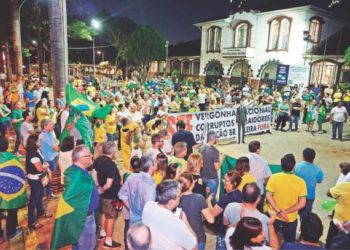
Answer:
[{"left": 68, "top": 0, "right": 350, "bottom": 44}]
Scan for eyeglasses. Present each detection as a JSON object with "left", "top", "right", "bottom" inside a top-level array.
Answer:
[{"left": 80, "top": 155, "right": 92, "bottom": 159}]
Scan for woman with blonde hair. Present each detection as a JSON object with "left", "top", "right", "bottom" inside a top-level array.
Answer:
[
  {"left": 187, "top": 153, "right": 208, "bottom": 198},
  {"left": 153, "top": 153, "right": 168, "bottom": 184}
]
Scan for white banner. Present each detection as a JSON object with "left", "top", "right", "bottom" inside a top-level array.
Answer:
[{"left": 167, "top": 105, "right": 272, "bottom": 143}]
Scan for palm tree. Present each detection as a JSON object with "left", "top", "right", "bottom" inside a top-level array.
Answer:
[
  {"left": 10, "top": 0, "right": 23, "bottom": 78},
  {"left": 48, "top": 0, "right": 68, "bottom": 100}
]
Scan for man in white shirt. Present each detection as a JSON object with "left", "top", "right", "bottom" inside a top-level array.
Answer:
[
  {"left": 20, "top": 111, "right": 35, "bottom": 147},
  {"left": 246, "top": 140, "right": 272, "bottom": 210},
  {"left": 142, "top": 180, "right": 197, "bottom": 250},
  {"left": 330, "top": 102, "right": 348, "bottom": 141}
]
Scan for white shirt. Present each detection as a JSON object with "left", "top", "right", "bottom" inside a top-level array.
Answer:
[
  {"left": 142, "top": 201, "right": 197, "bottom": 250},
  {"left": 336, "top": 172, "right": 350, "bottom": 184},
  {"left": 246, "top": 153, "right": 272, "bottom": 193},
  {"left": 331, "top": 106, "right": 347, "bottom": 122},
  {"left": 20, "top": 122, "right": 34, "bottom": 147},
  {"left": 60, "top": 110, "right": 69, "bottom": 132},
  {"left": 198, "top": 93, "right": 206, "bottom": 104}
]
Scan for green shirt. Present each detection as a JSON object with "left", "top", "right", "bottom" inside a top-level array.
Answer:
[
  {"left": 11, "top": 109, "right": 23, "bottom": 130},
  {"left": 0, "top": 104, "right": 10, "bottom": 123}
]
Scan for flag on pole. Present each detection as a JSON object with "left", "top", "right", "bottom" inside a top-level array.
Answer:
[{"left": 0, "top": 152, "right": 27, "bottom": 209}]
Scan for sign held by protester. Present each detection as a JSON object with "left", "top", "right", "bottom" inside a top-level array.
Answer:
[{"left": 167, "top": 105, "right": 272, "bottom": 142}]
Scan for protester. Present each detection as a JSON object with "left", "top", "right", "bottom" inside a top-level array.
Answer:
[
  {"left": 235, "top": 156, "right": 257, "bottom": 191},
  {"left": 266, "top": 154, "right": 307, "bottom": 242},
  {"left": 289, "top": 97, "right": 302, "bottom": 131},
  {"left": 21, "top": 111, "right": 35, "bottom": 148},
  {"left": 171, "top": 120, "right": 199, "bottom": 159},
  {"left": 330, "top": 101, "right": 348, "bottom": 141},
  {"left": 236, "top": 98, "right": 248, "bottom": 144},
  {"left": 93, "top": 142, "right": 121, "bottom": 249},
  {"left": 229, "top": 217, "right": 279, "bottom": 250},
  {"left": 281, "top": 213, "right": 325, "bottom": 250},
  {"left": 200, "top": 131, "right": 224, "bottom": 203},
  {"left": 207, "top": 170, "right": 242, "bottom": 249},
  {"left": 178, "top": 172, "right": 214, "bottom": 250},
  {"left": 153, "top": 153, "right": 168, "bottom": 184},
  {"left": 169, "top": 141, "right": 188, "bottom": 172},
  {"left": 336, "top": 162, "right": 350, "bottom": 184},
  {"left": 126, "top": 223, "right": 152, "bottom": 250},
  {"left": 58, "top": 136, "right": 75, "bottom": 185},
  {"left": 50, "top": 145, "right": 99, "bottom": 250},
  {"left": 142, "top": 180, "right": 197, "bottom": 249},
  {"left": 118, "top": 154, "right": 157, "bottom": 225},
  {"left": 11, "top": 101, "right": 24, "bottom": 155},
  {"left": 295, "top": 148, "right": 324, "bottom": 217},
  {"left": 187, "top": 153, "right": 208, "bottom": 198}
]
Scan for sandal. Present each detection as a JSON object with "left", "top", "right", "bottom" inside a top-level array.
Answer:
[
  {"left": 38, "top": 213, "right": 53, "bottom": 219},
  {"left": 29, "top": 223, "right": 43, "bottom": 230}
]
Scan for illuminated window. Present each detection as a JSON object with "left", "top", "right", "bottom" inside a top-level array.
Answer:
[
  {"left": 234, "top": 22, "right": 251, "bottom": 48},
  {"left": 268, "top": 17, "right": 292, "bottom": 51},
  {"left": 207, "top": 26, "right": 221, "bottom": 52},
  {"left": 309, "top": 17, "right": 324, "bottom": 43}
]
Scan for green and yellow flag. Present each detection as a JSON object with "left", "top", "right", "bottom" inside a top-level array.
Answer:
[
  {"left": 51, "top": 165, "right": 94, "bottom": 250},
  {"left": 0, "top": 152, "right": 27, "bottom": 209}
]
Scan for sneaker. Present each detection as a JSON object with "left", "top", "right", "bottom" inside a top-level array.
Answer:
[{"left": 103, "top": 240, "right": 121, "bottom": 249}]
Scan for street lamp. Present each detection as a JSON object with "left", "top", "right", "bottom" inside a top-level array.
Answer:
[
  {"left": 303, "top": 30, "right": 311, "bottom": 65},
  {"left": 97, "top": 50, "right": 104, "bottom": 62},
  {"left": 164, "top": 41, "right": 169, "bottom": 75},
  {"left": 91, "top": 18, "right": 100, "bottom": 78}
]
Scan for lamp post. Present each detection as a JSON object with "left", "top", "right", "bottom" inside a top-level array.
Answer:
[
  {"left": 164, "top": 41, "right": 169, "bottom": 75},
  {"left": 303, "top": 30, "right": 311, "bottom": 65},
  {"left": 97, "top": 50, "right": 104, "bottom": 62},
  {"left": 91, "top": 19, "right": 100, "bottom": 78}
]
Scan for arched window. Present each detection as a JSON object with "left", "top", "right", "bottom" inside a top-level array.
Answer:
[
  {"left": 234, "top": 22, "right": 251, "bottom": 48},
  {"left": 309, "top": 17, "right": 324, "bottom": 43},
  {"left": 267, "top": 16, "right": 292, "bottom": 51},
  {"left": 171, "top": 60, "right": 180, "bottom": 72},
  {"left": 207, "top": 26, "right": 221, "bottom": 52},
  {"left": 192, "top": 60, "right": 200, "bottom": 75},
  {"left": 182, "top": 60, "right": 191, "bottom": 75}
]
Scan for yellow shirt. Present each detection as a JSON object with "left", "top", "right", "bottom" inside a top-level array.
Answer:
[
  {"left": 334, "top": 92, "right": 342, "bottom": 102},
  {"left": 36, "top": 107, "right": 49, "bottom": 125},
  {"left": 93, "top": 122, "right": 107, "bottom": 143},
  {"left": 266, "top": 172, "right": 307, "bottom": 222},
  {"left": 153, "top": 171, "right": 164, "bottom": 185},
  {"left": 87, "top": 86, "right": 96, "bottom": 96},
  {"left": 238, "top": 172, "right": 257, "bottom": 191},
  {"left": 330, "top": 182, "right": 350, "bottom": 223},
  {"left": 343, "top": 93, "right": 350, "bottom": 102},
  {"left": 169, "top": 156, "right": 187, "bottom": 172},
  {"left": 105, "top": 114, "right": 116, "bottom": 134}
]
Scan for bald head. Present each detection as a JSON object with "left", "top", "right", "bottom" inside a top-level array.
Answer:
[{"left": 127, "top": 223, "right": 151, "bottom": 250}]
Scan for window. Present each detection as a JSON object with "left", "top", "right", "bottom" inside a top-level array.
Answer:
[
  {"left": 171, "top": 60, "right": 180, "bottom": 72},
  {"left": 182, "top": 61, "right": 191, "bottom": 75},
  {"left": 207, "top": 26, "right": 221, "bottom": 52},
  {"left": 309, "top": 17, "right": 324, "bottom": 43},
  {"left": 234, "top": 22, "right": 251, "bottom": 48},
  {"left": 267, "top": 17, "right": 292, "bottom": 51},
  {"left": 192, "top": 60, "right": 200, "bottom": 75}
]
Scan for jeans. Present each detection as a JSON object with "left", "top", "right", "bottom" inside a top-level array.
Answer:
[
  {"left": 299, "top": 199, "right": 314, "bottom": 218},
  {"left": 289, "top": 115, "right": 300, "bottom": 131},
  {"left": 47, "top": 156, "right": 58, "bottom": 171},
  {"left": 107, "top": 133, "right": 114, "bottom": 142},
  {"left": 0, "top": 209, "right": 18, "bottom": 238},
  {"left": 72, "top": 214, "right": 96, "bottom": 250},
  {"left": 332, "top": 121, "right": 344, "bottom": 139},
  {"left": 202, "top": 178, "right": 219, "bottom": 203},
  {"left": 216, "top": 234, "right": 226, "bottom": 250},
  {"left": 198, "top": 241, "right": 205, "bottom": 250},
  {"left": 28, "top": 179, "right": 45, "bottom": 226},
  {"left": 14, "top": 129, "right": 21, "bottom": 153},
  {"left": 237, "top": 121, "right": 245, "bottom": 143},
  {"left": 274, "top": 219, "right": 297, "bottom": 242},
  {"left": 276, "top": 115, "right": 287, "bottom": 130}
]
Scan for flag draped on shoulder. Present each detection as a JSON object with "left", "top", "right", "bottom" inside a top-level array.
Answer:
[
  {"left": 0, "top": 152, "right": 27, "bottom": 209},
  {"left": 51, "top": 165, "right": 94, "bottom": 250}
]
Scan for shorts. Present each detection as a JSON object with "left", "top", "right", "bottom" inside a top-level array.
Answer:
[{"left": 100, "top": 198, "right": 118, "bottom": 219}]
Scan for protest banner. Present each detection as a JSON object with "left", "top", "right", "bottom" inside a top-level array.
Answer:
[{"left": 167, "top": 105, "right": 272, "bottom": 143}]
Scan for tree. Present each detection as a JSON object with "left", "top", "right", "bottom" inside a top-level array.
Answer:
[
  {"left": 104, "top": 17, "right": 137, "bottom": 73},
  {"left": 127, "top": 25, "right": 166, "bottom": 79},
  {"left": 345, "top": 45, "right": 350, "bottom": 66},
  {"left": 10, "top": 0, "right": 23, "bottom": 78},
  {"left": 68, "top": 19, "right": 93, "bottom": 41},
  {"left": 48, "top": 0, "right": 68, "bottom": 100}
]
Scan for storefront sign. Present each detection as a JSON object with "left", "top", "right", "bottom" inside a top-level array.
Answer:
[{"left": 167, "top": 105, "right": 272, "bottom": 142}]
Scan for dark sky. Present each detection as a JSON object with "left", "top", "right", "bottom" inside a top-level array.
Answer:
[{"left": 68, "top": 0, "right": 350, "bottom": 44}]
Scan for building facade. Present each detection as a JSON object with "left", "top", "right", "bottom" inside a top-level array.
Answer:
[{"left": 175, "top": 5, "right": 350, "bottom": 88}]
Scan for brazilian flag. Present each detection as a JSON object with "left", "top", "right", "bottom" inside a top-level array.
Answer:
[
  {"left": 220, "top": 154, "right": 282, "bottom": 197},
  {"left": 0, "top": 152, "right": 27, "bottom": 209},
  {"left": 51, "top": 165, "right": 94, "bottom": 250}
]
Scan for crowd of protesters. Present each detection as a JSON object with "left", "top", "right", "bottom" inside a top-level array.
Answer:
[{"left": 0, "top": 73, "right": 349, "bottom": 250}]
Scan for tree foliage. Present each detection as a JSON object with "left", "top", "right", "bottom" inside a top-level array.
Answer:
[
  {"left": 128, "top": 25, "right": 166, "bottom": 69},
  {"left": 68, "top": 19, "right": 93, "bottom": 41}
]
